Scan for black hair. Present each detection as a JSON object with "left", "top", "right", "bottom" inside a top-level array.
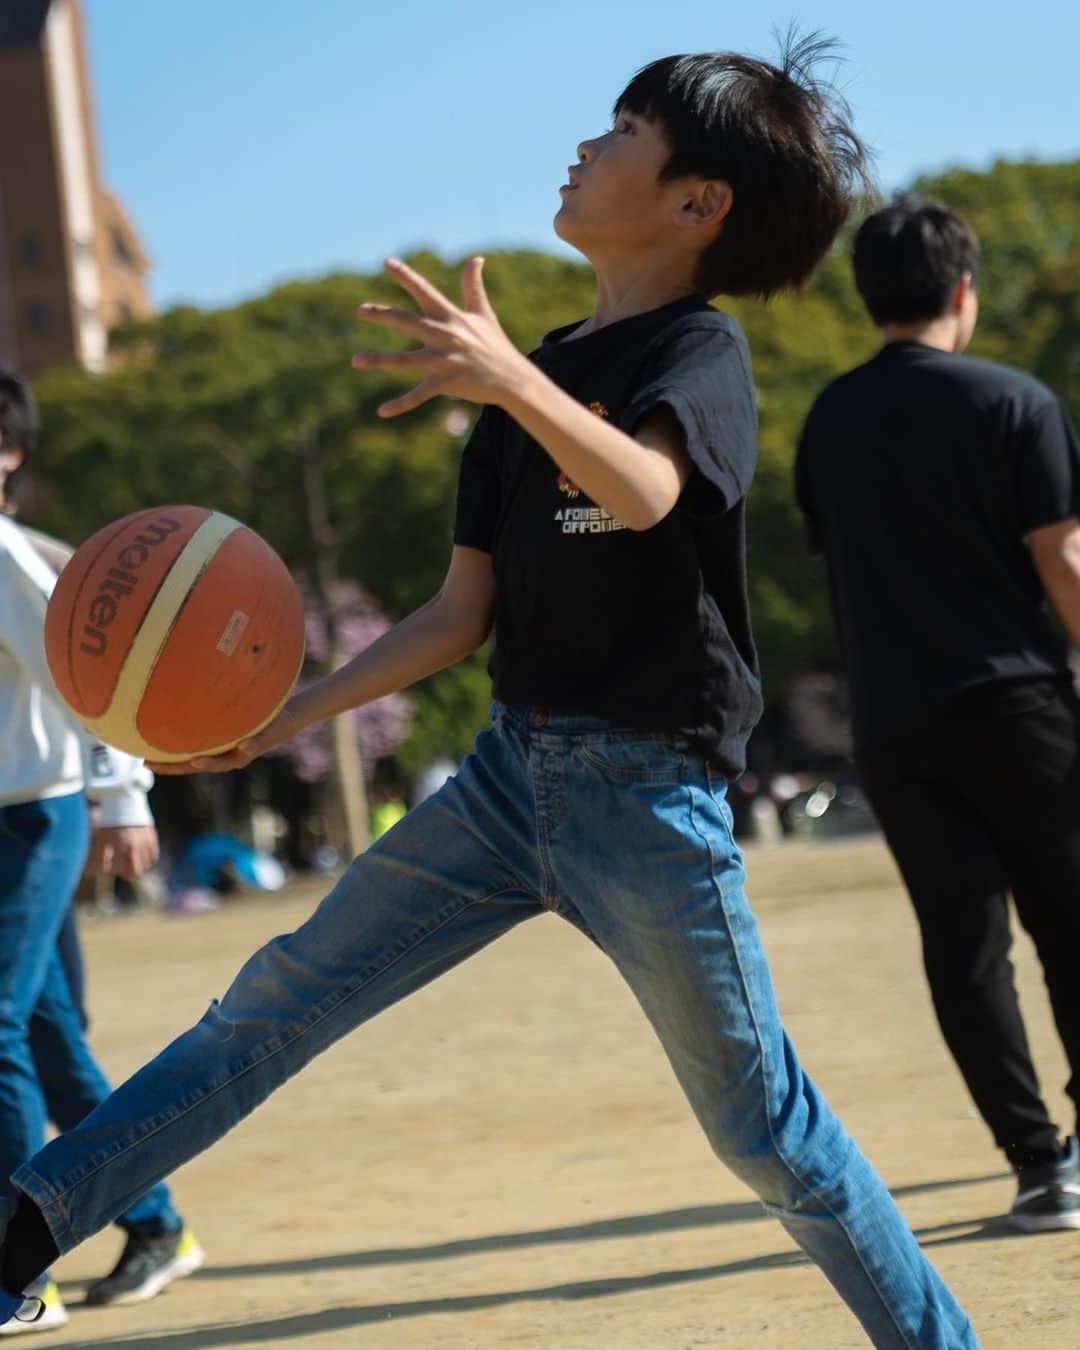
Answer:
[
  {"left": 0, "top": 367, "right": 38, "bottom": 506},
  {"left": 615, "top": 32, "right": 873, "bottom": 299},
  {"left": 852, "top": 195, "right": 981, "bottom": 324}
]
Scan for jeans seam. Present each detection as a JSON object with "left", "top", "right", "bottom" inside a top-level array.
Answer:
[
  {"left": 525, "top": 751, "right": 558, "bottom": 909},
  {"left": 687, "top": 779, "right": 914, "bottom": 1350},
  {"left": 537, "top": 820, "right": 556, "bottom": 908},
  {"left": 19, "top": 884, "right": 519, "bottom": 1247}
]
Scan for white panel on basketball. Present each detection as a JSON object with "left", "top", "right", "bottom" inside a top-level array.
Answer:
[{"left": 79, "top": 511, "right": 241, "bottom": 760}]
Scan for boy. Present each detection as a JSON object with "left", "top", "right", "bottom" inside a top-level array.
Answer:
[
  {"left": 2, "top": 46, "right": 976, "bottom": 1346},
  {"left": 795, "top": 197, "right": 1080, "bottom": 1232},
  {"left": 0, "top": 371, "right": 202, "bottom": 1332}
]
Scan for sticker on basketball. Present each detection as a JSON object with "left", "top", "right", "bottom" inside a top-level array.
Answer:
[{"left": 45, "top": 506, "right": 306, "bottom": 762}]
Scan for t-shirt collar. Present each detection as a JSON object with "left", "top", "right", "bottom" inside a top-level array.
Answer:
[
  {"left": 541, "top": 293, "right": 709, "bottom": 357},
  {"left": 878, "top": 338, "right": 956, "bottom": 359}
]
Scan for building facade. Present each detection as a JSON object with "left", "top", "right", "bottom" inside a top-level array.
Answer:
[{"left": 0, "top": 0, "right": 151, "bottom": 377}]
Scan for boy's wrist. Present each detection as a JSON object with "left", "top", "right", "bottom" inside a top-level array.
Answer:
[
  {"left": 278, "top": 686, "right": 324, "bottom": 737},
  {"left": 496, "top": 357, "right": 547, "bottom": 419},
  {"left": 282, "top": 665, "right": 372, "bottom": 737}
]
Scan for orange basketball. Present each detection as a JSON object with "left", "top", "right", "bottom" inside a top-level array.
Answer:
[{"left": 44, "top": 505, "right": 306, "bottom": 762}]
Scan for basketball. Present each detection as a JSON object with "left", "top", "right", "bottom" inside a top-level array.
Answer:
[{"left": 44, "top": 505, "right": 306, "bottom": 762}]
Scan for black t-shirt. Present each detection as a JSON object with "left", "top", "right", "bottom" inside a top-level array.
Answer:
[
  {"left": 454, "top": 295, "right": 762, "bottom": 775},
  {"left": 795, "top": 340, "right": 1080, "bottom": 748}
]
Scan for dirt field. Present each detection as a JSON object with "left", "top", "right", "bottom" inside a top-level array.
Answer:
[{"left": 37, "top": 838, "right": 1078, "bottom": 1347}]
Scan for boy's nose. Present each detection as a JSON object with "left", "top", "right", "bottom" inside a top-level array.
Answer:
[{"left": 576, "top": 139, "right": 595, "bottom": 164}]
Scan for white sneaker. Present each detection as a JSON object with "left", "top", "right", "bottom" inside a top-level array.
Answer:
[{"left": 0, "top": 1280, "right": 68, "bottom": 1336}]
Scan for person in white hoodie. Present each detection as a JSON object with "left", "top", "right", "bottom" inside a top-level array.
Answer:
[{"left": 0, "top": 370, "right": 201, "bottom": 1333}]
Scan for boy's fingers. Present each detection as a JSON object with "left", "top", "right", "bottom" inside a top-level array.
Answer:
[
  {"left": 385, "top": 258, "right": 452, "bottom": 317},
  {"left": 356, "top": 303, "right": 437, "bottom": 339},
  {"left": 351, "top": 349, "right": 447, "bottom": 371},
  {"left": 147, "top": 752, "right": 241, "bottom": 774},
  {"left": 147, "top": 735, "right": 272, "bottom": 775},
  {"left": 461, "top": 256, "right": 493, "bottom": 316},
  {"left": 192, "top": 750, "right": 257, "bottom": 772},
  {"left": 377, "top": 375, "right": 445, "bottom": 417}
]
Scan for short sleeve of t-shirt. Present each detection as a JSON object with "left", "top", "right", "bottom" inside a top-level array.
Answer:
[
  {"left": 453, "top": 406, "right": 503, "bottom": 552},
  {"left": 1013, "top": 394, "right": 1080, "bottom": 533},
  {"left": 619, "top": 318, "right": 757, "bottom": 515}
]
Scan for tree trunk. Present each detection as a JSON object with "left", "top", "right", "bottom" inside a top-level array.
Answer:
[
  {"left": 327, "top": 644, "right": 370, "bottom": 858},
  {"left": 298, "top": 425, "right": 370, "bottom": 859}
]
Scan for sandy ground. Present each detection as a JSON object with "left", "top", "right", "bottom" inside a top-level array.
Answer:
[{"left": 30, "top": 837, "right": 1080, "bottom": 1348}]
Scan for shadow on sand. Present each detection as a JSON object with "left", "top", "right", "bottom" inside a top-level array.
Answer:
[{"left": 53, "top": 1171, "right": 1013, "bottom": 1347}]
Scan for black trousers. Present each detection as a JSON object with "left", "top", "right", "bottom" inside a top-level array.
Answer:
[{"left": 858, "top": 675, "right": 1080, "bottom": 1166}]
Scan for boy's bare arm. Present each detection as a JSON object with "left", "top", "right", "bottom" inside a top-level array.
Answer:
[
  {"left": 353, "top": 258, "right": 692, "bottom": 531},
  {"left": 1028, "top": 517, "right": 1080, "bottom": 648},
  {"left": 151, "top": 545, "right": 495, "bottom": 774},
  {"left": 501, "top": 382, "right": 691, "bottom": 530}
]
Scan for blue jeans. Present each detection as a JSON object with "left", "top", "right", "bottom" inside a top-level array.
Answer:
[
  {"left": 0, "top": 792, "right": 179, "bottom": 1235},
  {"left": 13, "top": 713, "right": 976, "bottom": 1346}
]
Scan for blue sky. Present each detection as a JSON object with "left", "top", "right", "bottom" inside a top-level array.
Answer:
[{"left": 84, "top": 0, "right": 1079, "bottom": 310}]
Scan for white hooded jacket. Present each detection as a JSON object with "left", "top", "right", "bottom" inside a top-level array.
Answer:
[{"left": 0, "top": 513, "right": 153, "bottom": 825}]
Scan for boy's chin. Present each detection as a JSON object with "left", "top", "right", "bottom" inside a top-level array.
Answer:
[{"left": 552, "top": 207, "right": 586, "bottom": 248}]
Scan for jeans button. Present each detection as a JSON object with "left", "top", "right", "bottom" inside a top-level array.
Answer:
[{"left": 531, "top": 708, "right": 549, "bottom": 727}]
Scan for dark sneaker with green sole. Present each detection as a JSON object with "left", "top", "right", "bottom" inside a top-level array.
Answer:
[
  {"left": 1009, "top": 1136, "right": 1080, "bottom": 1233},
  {"left": 85, "top": 1226, "right": 204, "bottom": 1306}
]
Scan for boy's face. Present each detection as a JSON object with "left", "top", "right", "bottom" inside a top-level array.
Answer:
[{"left": 554, "top": 109, "right": 700, "bottom": 258}]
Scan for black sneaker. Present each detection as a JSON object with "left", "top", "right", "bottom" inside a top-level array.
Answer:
[
  {"left": 1009, "top": 1136, "right": 1080, "bottom": 1233},
  {"left": 85, "top": 1226, "right": 204, "bottom": 1307}
]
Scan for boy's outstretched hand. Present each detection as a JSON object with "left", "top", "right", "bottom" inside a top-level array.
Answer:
[
  {"left": 147, "top": 737, "right": 263, "bottom": 776},
  {"left": 352, "top": 257, "right": 532, "bottom": 417},
  {"left": 147, "top": 704, "right": 294, "bottom": 776}
]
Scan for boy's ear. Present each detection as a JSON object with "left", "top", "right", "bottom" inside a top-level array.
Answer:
[
  {"left": 949, "top": 272, "right": 974, "bottom": 314},
  {"left": 1, "top": 447, "right": 25, "bottom": 473},
  {"left": 676, "top": 179, "right": 733, "bottom": 229}
]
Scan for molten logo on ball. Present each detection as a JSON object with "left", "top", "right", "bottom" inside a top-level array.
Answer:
[{"left": 79, "top": 515, "right": 182, "bottom": 657}]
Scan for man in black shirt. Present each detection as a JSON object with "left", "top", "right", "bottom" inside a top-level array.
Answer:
[{"left": 796, "top": 196, "right": 1080, "bottom": 1232}]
